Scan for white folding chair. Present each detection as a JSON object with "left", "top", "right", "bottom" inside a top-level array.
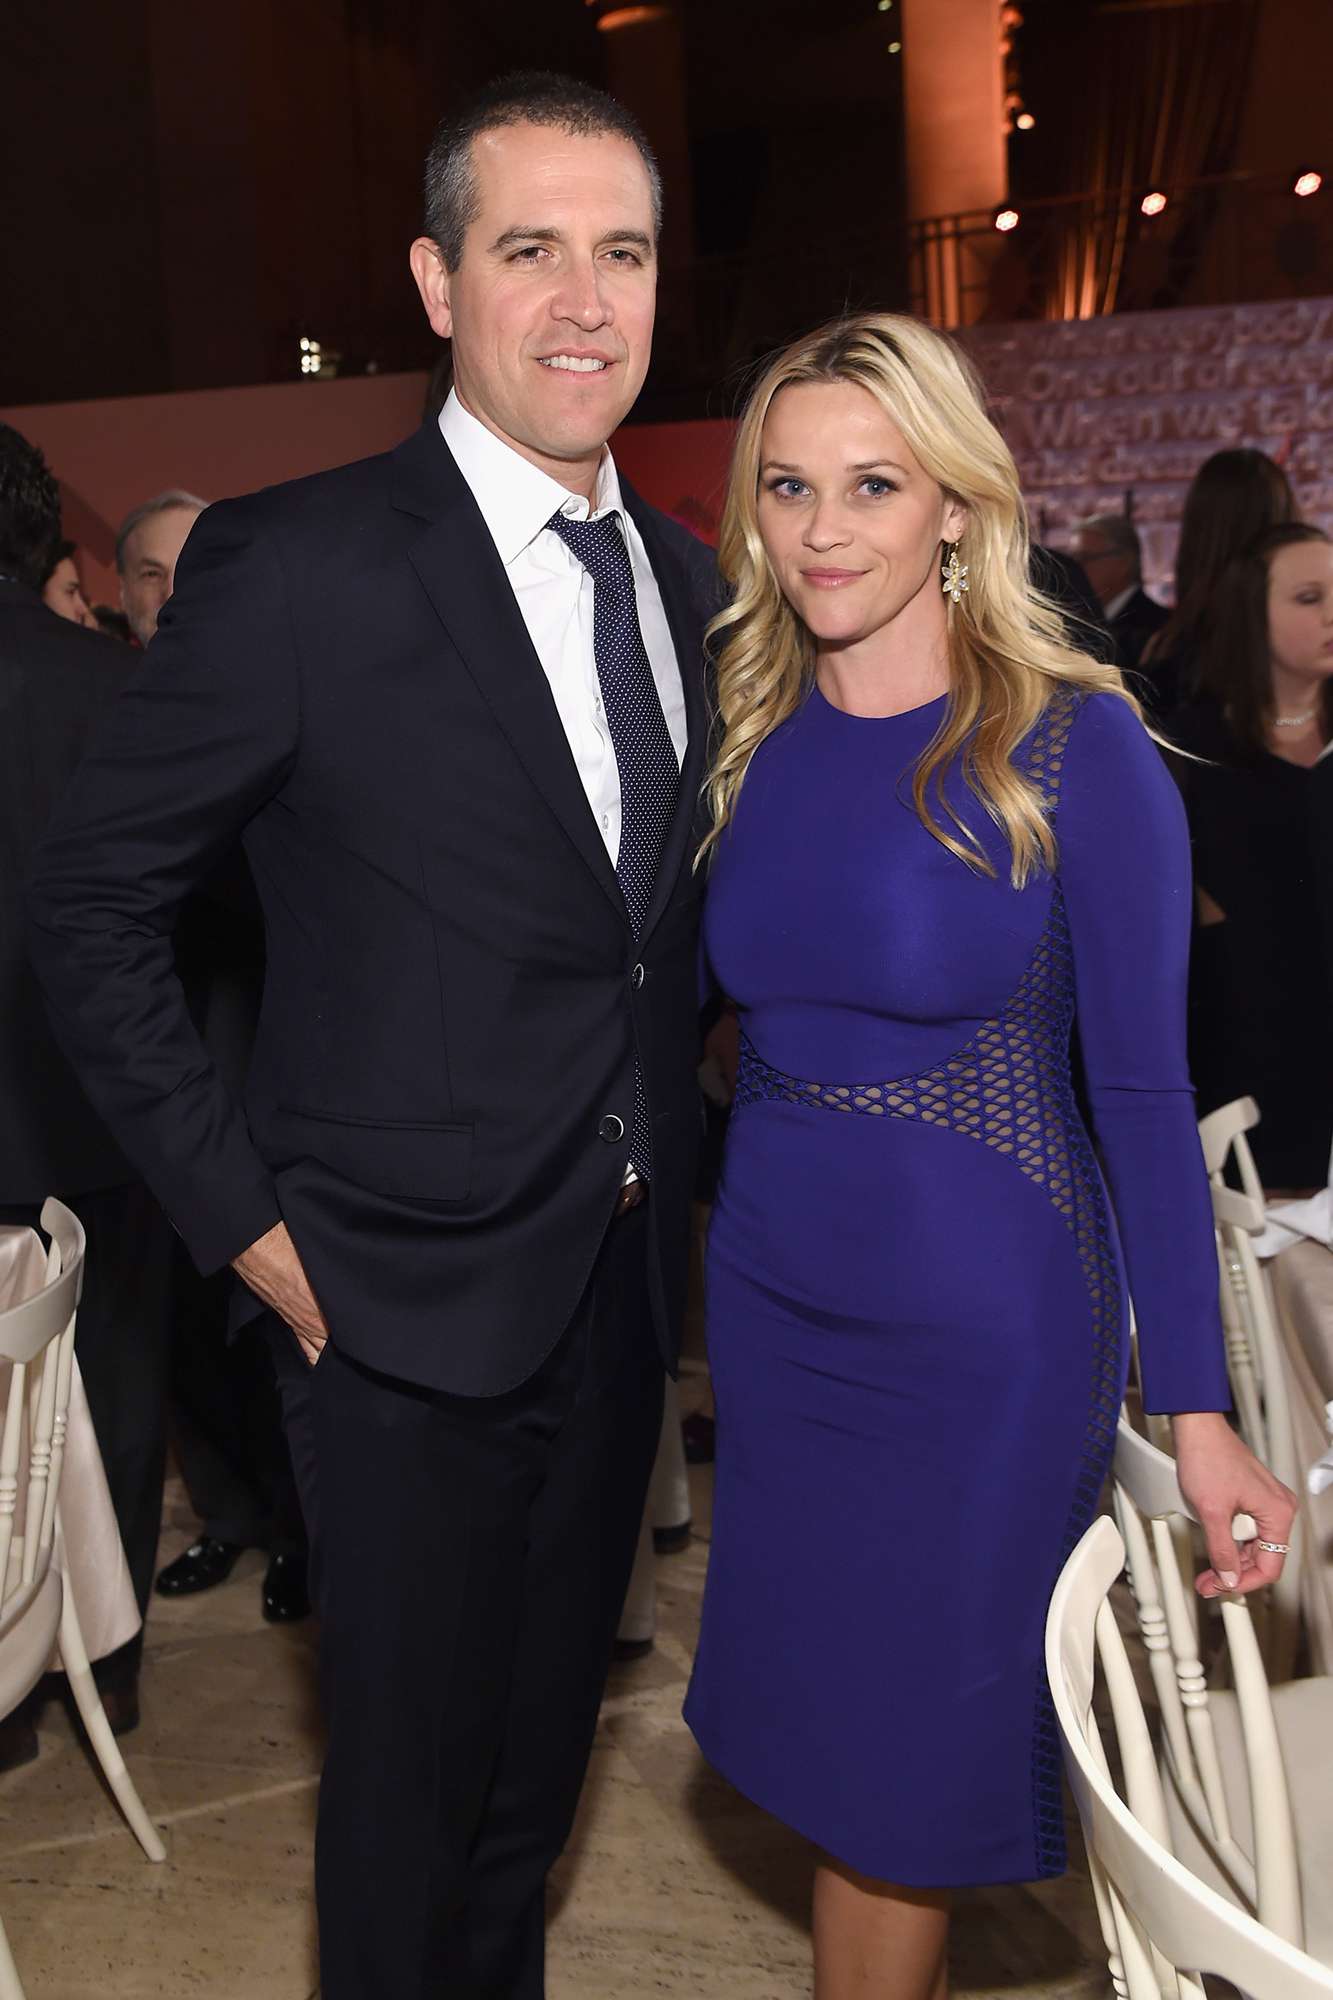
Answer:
[
  {"left": 1113, "top": 1417, "right": 1333, "bottom": 1967},
  {"left": 0, "top": 1200, "right": 164, "bottom": 2000},
  {"left": 1046, "top": 1513, "right": 1333, "bottom": 2000},
  {"left": 1198, "top": 1096, "right": 1310, "bottom": 1677},
  {"left": 1198, "top": 1099, "right": 1270, "bottom": 1456}
]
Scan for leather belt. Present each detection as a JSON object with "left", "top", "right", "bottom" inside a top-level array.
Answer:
[{"left": 614, "top": 1178, "right": 648, "bottom": 1217}]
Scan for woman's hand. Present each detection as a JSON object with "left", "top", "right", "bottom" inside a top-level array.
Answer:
[{"left": 1172, "top": 1410, "right": 1297, "bottom": 1598}]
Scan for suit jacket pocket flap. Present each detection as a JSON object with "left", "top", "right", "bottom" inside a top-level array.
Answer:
[{"left": 270, "top": 1107, "right": 472, "bottom": 1202}]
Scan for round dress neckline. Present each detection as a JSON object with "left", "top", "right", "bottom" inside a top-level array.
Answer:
[{"left": 811, "top": 683, "right": 949, "bottom": 725}]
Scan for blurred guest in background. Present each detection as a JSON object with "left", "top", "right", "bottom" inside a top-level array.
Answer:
[
  {"left": 1029, "top": 543, "right": 1113, "bottom": 661},
  {"left": 1170, "top": 522, "right": 1333, "bottom": 1194},
  {"left": 1147, "top": 448, "right": 1296, "bottom": 715},
  {"left": 1, "top": 424, "right": 174, "bottom": 1738},
  {"left": 41, "top": 538, "right": 98, "bottom": 630},
  {"left": 1072, "top": 511, "right": 1168, "bottom": 685},
  {"left": 113, "top": 489, "right": 309, "bottom": 1622},
  {"left": 116, "top": 490, "right": 206, "bottom": 647},
  {"left": 158, "top": 843, "right": 309, "bottom": 1623}
]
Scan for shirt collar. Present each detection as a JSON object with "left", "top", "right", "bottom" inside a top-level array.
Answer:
[
  {"left": 438, "top": 389, "right": 623, "bottom": 567},
  {"left": 1103, "top": 584, "right": 1138, "bottom": 622}
]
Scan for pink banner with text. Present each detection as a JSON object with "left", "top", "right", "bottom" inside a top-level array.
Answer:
[{"left": 963, "top": 296, "right": 1333, "bottom": 597}]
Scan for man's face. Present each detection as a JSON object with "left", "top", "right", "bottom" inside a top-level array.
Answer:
[
  {"left": 119, "top": 504, "right": 201, "bottom": 647},
  {"left": 410, "top": 123, "right": 658, "bottom": 486}
]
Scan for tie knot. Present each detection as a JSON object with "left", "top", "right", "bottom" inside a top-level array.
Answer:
[{"left": 547, "top": 508, "right": 632, "bottom": 586}]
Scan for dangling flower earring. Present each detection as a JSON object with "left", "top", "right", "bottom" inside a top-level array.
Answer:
[{"left": 941, "top": 542, "right": 969, "bottom": 604}]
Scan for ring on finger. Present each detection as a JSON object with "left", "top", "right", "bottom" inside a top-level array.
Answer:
[{"left": 1255, "top": 1539, "right": 1291, "bottom": 1556}]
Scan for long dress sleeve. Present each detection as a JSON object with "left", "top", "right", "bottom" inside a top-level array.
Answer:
[{"left": 1058, "top": 692, "right": 1230, "bottom": 1414}]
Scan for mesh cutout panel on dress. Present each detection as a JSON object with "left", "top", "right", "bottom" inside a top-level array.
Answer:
[{"left": 732, "top": 688, "right": 1122, "bottom": 1877}]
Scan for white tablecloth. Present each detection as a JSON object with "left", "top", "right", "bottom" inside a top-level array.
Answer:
[{"left": 0, "top": 1226, "right": 141, "bottom": 1664}]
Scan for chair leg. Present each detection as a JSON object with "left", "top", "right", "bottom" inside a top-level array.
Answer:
[
  {"left": 57, "top": 1587, "right": 165, "bottom": 1863},
  {"left": 0, "top": 1905, "right": 28, "bottom": 2000}
]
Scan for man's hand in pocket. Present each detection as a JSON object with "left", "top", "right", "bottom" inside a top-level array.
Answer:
[{"left": 233, "top": 1221, "right": 329, "bottom": 1367}]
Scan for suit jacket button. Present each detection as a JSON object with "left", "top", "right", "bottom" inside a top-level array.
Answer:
[
  {"left": 630, "top": 963, "right": 645, "bottom": 990},
  {"left": 599, "top": 1114, "right": 625, "bottom": 1143}
]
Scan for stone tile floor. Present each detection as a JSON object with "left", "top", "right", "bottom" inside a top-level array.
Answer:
[{"left": 0, "top": 1445, "right": 1113, "bottom": 1997}]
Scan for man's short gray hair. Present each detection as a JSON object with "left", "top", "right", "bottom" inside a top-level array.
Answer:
[
  {"left": 115, "top": 490, "right": 208, "bottom": 574},
  {"left": 1077, "top": 511, "right": 1141, "bottom": 573}
]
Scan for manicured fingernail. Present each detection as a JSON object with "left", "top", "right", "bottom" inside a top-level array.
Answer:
[{"left": 1219, "top": 1571, "right": 1239, "bottom": 1590}]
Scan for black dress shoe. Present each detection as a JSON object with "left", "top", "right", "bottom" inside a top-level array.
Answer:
[
  {"left": 98, "top": 1683, "right": 141, "bottom": 1738},
  {"left": 612, "top": 1635, "right": 654, "bottom": 1662},
  {"left": 262, "top": 1552, "right": 311, "bottom": 1624},
  {"left": 0, "top": 1707, "right": 39, "bottom": 1772},
  {"left": 154, "top": 1537, "right": 244, "bottom": 1596},
  {"left": 652, "top": 1519, "right": 691, "bottom": 1555}
]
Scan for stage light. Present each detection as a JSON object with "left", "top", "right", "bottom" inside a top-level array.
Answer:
[
  {"left": 887, "top": 39, "right": 901, "bottom": 52},
  {"left": 595, "top": 5, "right": 668, "bottom": 29},
  {"left": 1015, "top": 111, "right": 1036, "bottom": 131},
  {"left": 1141, "top": 190, "right": 1168, "bottom": 217},
  {"left": 994, "top": 208, "right": 1020, "bottom": 233},
  {"left": 877, "top": 0, "right": 893, "bottom": 10},
  {"left": 1294, "top": 170, "right": 1323, "bottom": 198}
]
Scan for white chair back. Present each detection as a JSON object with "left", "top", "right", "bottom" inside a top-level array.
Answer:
[
  {"left": 1045, "top": 1514, "right": 1333, "bottom": 2000},
  {"left": 1198, "top": 1096, "right": 1307, "bottom": 1676},
  {"left": 1112, "top": 1417, "right": 1305, "bottom": 1947},
  {"left": 0, "top": 1201, "right": 162, "bottom": 1999},
  {"left": 0, "top": 1202, "right": 84, "bottom": 1662}
]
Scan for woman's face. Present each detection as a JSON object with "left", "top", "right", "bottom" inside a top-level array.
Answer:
[
  {"left": 756, "top": 380, "right": 966, "bottom": 653},
  {"left": 1267, "top": 540, "right": 1333, "bottom": 685}
]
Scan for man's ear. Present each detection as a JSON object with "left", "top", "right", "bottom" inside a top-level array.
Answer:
[{"left": 409, "top": 238, "right": 454, "bottom": 340}]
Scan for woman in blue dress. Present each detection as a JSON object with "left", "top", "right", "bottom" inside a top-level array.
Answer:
[{"left": 684, "top": 315, "right": 1297, "bottom": 1999}]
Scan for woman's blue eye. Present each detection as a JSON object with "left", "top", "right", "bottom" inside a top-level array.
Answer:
[
  {"left": 860, "top": 476, "right": 897, "bottom": 497},
  {"left": 766, "top": 478, "right": 808, "bottom": 499}
]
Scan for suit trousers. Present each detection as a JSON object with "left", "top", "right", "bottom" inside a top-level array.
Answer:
[
  {"left": 0, "top": 1182, "right": 174, "bottom": 1688},
  {"left": 267, "top": 1199, "right": 664, "bottom": 2000}
]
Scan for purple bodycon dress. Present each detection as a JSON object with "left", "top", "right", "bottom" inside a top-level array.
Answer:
[{"left": 684, "top": 683, "right": 1230, "bottom": 1885}]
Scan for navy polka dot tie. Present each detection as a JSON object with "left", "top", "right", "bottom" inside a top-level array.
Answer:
[{"left": 549, "top": 508, "right": 679, "bottom": 1176}]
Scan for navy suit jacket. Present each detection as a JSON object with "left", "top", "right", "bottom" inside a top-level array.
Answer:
[{"left": 27, "top": 422, "right": 717, "bottom": 1394}]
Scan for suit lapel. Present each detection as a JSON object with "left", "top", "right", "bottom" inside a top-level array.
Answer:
[
  {"left": 393, "top": 426, "right": 626, "bottom": 921},
  {"left": 391, "top": 425, "right": 711, "bottom": 943},
  {"left": 622, "top": 484, "right": 711, "bottom": 944}
]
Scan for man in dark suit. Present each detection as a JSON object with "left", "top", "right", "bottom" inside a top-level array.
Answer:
[
  {"left": 0, "top": 424, "right": 174, "bottom": 1739},
  {"left": 1072, "top": 511, "right": 1170, "bottom": 681},
  {"left": 29, "top": 72, "right": 715, "bottom": 1999}
]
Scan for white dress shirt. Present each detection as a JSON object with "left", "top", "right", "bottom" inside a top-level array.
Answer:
[
  {"left": 1103, "top": 584, "right": 1139, "bottom": 623},
  {"left": 439, "top": 391, "right": 686, "bottom": 868}
]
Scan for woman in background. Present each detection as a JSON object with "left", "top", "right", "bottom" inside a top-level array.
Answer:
[
  {"left": 686, "top": 315, "right": 1294, "bottom": 2000},
  {"left": 1171, "top": 522, "right": 1333, "bottom": 1193},
  {"left": 1144, "top": 446, "right": 1295, "bottom": 716}
]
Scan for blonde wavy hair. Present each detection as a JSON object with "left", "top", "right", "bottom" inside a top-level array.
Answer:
[{"left": 701, "top": 313, "right": 1140, "bottom": 885}]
